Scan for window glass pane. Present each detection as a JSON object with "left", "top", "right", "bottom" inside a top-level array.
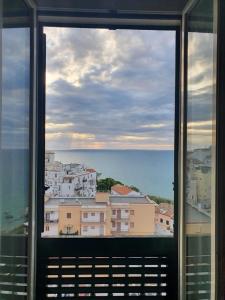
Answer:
[
  {"left": 0, "top": 0, "right": 31, "bottom": 298},
  {"left": 185, "top": 0, "right": 215, "bottom": 298},
  {"left": 43, "top": 28, "right": 176, "bottom": 238}
]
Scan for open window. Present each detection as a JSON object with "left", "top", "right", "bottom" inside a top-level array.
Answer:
[
  {"left": 40, "top": 26, "right": 178, "bottom": 239},
  {"left": 35, "top": 23, "right": 179, "bottom": 299}
]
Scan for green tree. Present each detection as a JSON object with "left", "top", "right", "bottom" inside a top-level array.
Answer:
[
  {"left": 148, "top": 195, "right": 172, "bottom": 204},
  {"left": 129, "top": 185, "right": 140, "bottom": 192},
  {"left": 97, "top": 177, "right": 122, "bottom": 192}
]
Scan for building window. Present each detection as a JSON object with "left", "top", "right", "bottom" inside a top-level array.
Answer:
[
  {"left": 125, "top": 210, "right": 129, "bottom": 213},
  {"left": 83, "top": 212, "right": 88, "bottom": 218},
  {"left": 46, "top": 225, "right": 49, "bottom": 231},
  {"left": 67, "top": 213, "right": 71, "bottom": 219},
  {"left": 112, "top": 210, "right": 116, "bottom": 215},
  {"left": 125, "top": 222, "right": 128, "bottom": 226},
  {"left": 46, "top": 212, "right": 50, "bottom": 222},
  {"left": 112, "top": 221, "right": 115, "bottom": 227},
  {"left": 130, "top": 210, "right": 134, "bottom": 216},
  {"left": 83, "top": 226, "right": 88, "bottom": 232},
  {"left": 160, "top": 218, "right": 163, "bottom": 223},
  {"left": 166, "top": 220, "right": 169, "bottom": 225},
  {"left": 66, "top": 226, "right": 71, "bottom": 234},
  {"left": 91, "top": 212, "right": 95, "bottom": 216},
  {"left": 91, "top": 226, "right": 95, "bottom": 230}
]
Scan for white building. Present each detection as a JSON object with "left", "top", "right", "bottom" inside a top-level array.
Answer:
[{"left": 45, "top": 152, "right": 97, "bottom": 198}]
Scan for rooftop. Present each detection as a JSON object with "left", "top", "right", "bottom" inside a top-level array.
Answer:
[
  {"left": 46, "top": 195, "right": 155, "bottom": 206},
  {"left": 110, "top": 195, "right": 153, "bottom": 204},
  {"left": 111, "top": 184, "right": 134, "bottom": 195},
  {"left": 46, "top": 197, "right": 98, "bottom": 206}
]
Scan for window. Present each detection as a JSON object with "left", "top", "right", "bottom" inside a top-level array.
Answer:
[
  {"left": 83, "top": 213, "right": 88, "bottom": 218},
  {"left": 43, "top": 27, "right": 176, "bottom": 238},
  {"left": 184, "top": 0, "right": 216, "bottom": 297},
  {"left": 46, "top": 212, "right": 50, "bottom": 221},
  {"left": 66, "top": 213, "right": 71, "bottom": 219},
  {"left": 166, "top": 220, "right": 169, "bottom": 225},
  {"left": 66, "top": 226, "right": 71, "bottom": 234},
  {"left": 160, "top": 218, "right": 163, "bottom": 223},
  {"left": 46, "top": 226, "right": 49, "bottom": 231}
]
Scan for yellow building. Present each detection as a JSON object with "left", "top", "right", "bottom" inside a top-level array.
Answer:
[
  {"left": 58, "top": 197, "right": 110, "bottom": 236},
  {"left": 110, "top": 196, "right": 155, "bottom": 236},
  {"left": 56, "top": 193, "right": 156, "bottom": 237}
]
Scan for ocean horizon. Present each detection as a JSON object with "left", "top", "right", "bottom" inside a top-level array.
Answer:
[{"left": 53, "top": 149, "right": 174, "bottom": 200}]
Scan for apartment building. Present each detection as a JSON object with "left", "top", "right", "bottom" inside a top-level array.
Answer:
[
  {"left": 155, "top": 206, "right": 174, "bottom": 235},
  {"left": 44, "top": 193, "right": 157, "bottom": 236},
  {"left": 58, "top": 198, "right": 111, "bottom": 236},
  {"left": 110, "top": 196, "right": 155, "bottom": 236}
]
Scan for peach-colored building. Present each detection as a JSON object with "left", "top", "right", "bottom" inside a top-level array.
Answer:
[
  {"left": 58, "top": 197, "right": 111, "bottom": 236},
  {"left": 155, "top": 205, "right": 174, "bottom": 234},
  {"left": 110, "top": 196, "right": 155, "bottom": 236},
  {"left": 45, "top": 193, "right": 156, "bottom": 236}
]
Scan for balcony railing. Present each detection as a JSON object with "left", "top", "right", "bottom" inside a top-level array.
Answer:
[
  {"left": 111, "top": 215, "right": 129, "bottom": 220},
  {"left": 45, "top": 218, "right": 58, "bottom": 223},
  {"left": 0, "top": 236, "right": 211, "bottom": 299}
]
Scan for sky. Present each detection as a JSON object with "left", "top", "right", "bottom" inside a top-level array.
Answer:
[
  {"left": 0, "top": 27, "right": 214, "bottom": 151},
  {"left": 44, "top": 28, "right": 176, "bottom": 150}
]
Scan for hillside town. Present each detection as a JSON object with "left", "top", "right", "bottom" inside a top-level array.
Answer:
[
  {"left": 186, "top": 147, "right": 212, "bottom": 215},
  {"left": 43, "top": 151, "right": 174, "bottom": 237}
]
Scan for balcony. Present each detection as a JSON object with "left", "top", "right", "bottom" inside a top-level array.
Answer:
[
  {"left": 45, "top": 218, "right": 58, "bottom": 223},
  {"left": 111, "top": 211, "right": 130, "bottom": 220},
  {"left": 0, "top": 235, "right": 211, "bottom": 299},
  {"left": 81, "top": 213, "right": 105, "bottom": 223}
]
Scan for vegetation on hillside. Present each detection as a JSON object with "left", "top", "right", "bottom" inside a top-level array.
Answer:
[
  {"left": 97, "top": 178, "right": 123, "bottom": 192},
  {"left": 148, "top": 195, "right": 173, "bottom": 204},
  {"left": 97, "top": 177, "right": 139, "bottom": 193},
  {"left": 96, "top": 177, "right": 172, "bottom": 205},
  {"left": 129, "top": 185, "right": 140, "bottom": 192}
]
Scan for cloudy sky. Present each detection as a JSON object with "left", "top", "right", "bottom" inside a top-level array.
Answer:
[
  {"left": 187, "top": 31, "right": 215, "bottom": 150},
  {"left": 1, "top": 27, "right": 214, "bottom": 151},
  {"left": 44, "top": 27, "right": 176, "bottom": 150}
]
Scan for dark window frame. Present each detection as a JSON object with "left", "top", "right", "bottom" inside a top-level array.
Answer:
[
  {"left": 37, "top": 21, "right": 180, "bottom": 239},
  {"left": 66, "top": 212, "right": 71, "bottom": 219},
  {"left": 36, "top": 19, "right": 180, "bottom": 300}
]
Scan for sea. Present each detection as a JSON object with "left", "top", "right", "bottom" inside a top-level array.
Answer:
[
  {"left": 55, "top": 149, "right": 174, "bottom": 200},
  {"left": 0, "top": 149, "right": 174, "bottom": 233}
]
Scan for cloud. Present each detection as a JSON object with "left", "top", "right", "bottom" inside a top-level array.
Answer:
[
  {"left": 186, "top": 31, "right": 215, "bottom": 150},
  {"left": 140, "top": 123, "right": 167, "bottom": 129},
  {"left": 1, "top": 28, "right": 30, "bottom": 149},
  {"left": 44, "top": 27, "right": 176, "bottom": 150}
]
